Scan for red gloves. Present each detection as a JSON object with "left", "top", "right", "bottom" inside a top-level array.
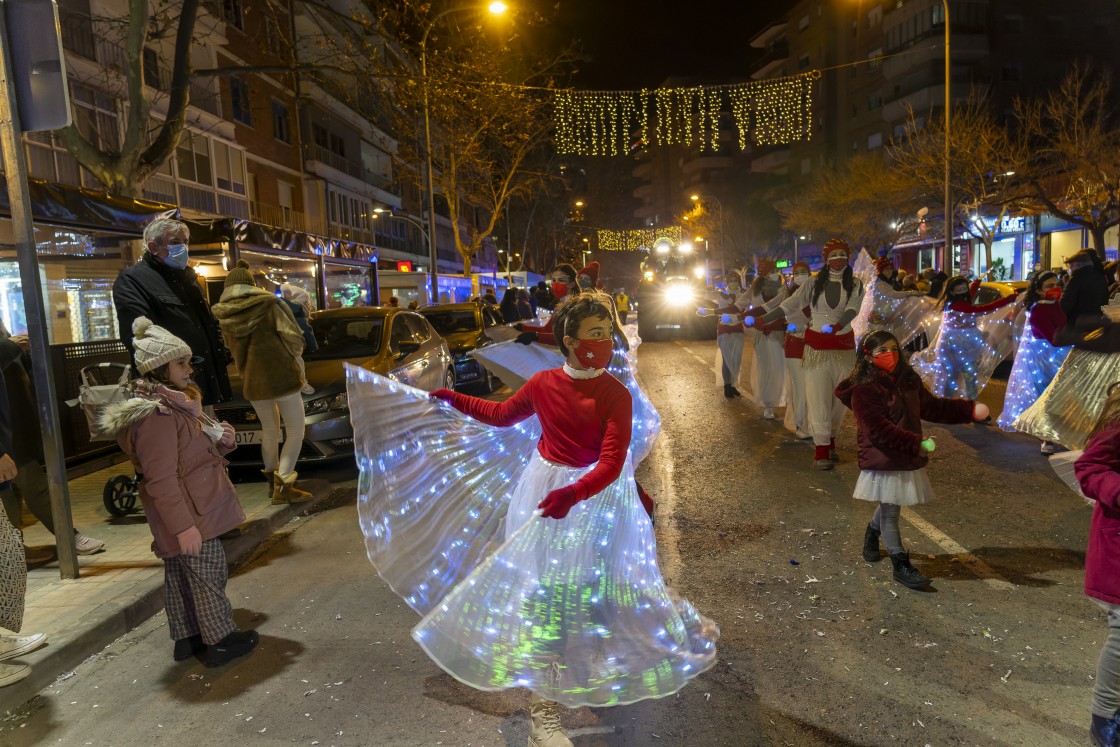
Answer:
[
  {"left": 430, "top": 388, "right": 456, "bottom": 403},
  {"left": 538, "top": 485, "right": 582, "bottom": 519}
]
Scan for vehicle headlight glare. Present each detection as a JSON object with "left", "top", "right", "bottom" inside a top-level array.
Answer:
[{"left": 665, "top": 285, "right": 694, "bottom": 306}]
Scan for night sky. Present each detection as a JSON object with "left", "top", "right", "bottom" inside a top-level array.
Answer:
[{"left": 553, "top": 0, "right": 784, "bottom": 89}]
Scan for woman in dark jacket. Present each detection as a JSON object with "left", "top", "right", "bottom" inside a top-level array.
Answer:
[
  {"left": 835, "top": 330, "right": 987, "bottom": 589},
  {"left": 499, "top": 288, "right": 520, "bottom": 324},
  {"left": 1061, "top": 249, "right": 1110, "bottom": 333}
]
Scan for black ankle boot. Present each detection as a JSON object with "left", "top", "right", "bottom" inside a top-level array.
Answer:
[
  {"left": 723, "top": 384, "right": 735, "bottom": 398},
  {"left": 889, "top": 552, "right": 931, "bottom": 589},
  {"left": 862, "top": 524, "right": 882, "bottom": 562},
  {"left": 205, "top": 630, "right": 260, "bottom": 668},
  {"left": 1091, "top": 711, "right": 1120, "bottom": 746},
  {"left": 172, "top": 634, "right": 205, "bottom": 661}
]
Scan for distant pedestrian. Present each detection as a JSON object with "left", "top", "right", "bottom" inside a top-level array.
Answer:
[
  {"left": 835, "top": 329, "right": 990, "bottom": 590},
  {"left": 407, "top": 300, "right": 419, "bottom": 310},
  {"left": 212, "top": 261, "right": 312, "bottom": 505},
  {"left": 499, "top": 288, "right": 520, "bottom": 324},
  {"left": 1061, "top": 249, "right": 1110, "bottom": 335},
  {"left": 1074, "top": 383, "right": 1120, "bottom": 745},
  {"left": 533, "top": 281, "right": 554, "bottom": 311},
  {"left": 388, "top": 296, "right": 400, "bottom": 308},
  {"left": 100, "top": 318, "right": 258, "bottom": 667},
  {"left": 482, "top": 289, "right": 498, "bottom": 306},
  {"left": 615, "top": 288, "right": 630, "bottom": 324},
  {"left": 113, "top": 219, "right": 231, "bottom": 408},
  {"left": 515, "top": 289, "right": 533, "bottom": 320}
]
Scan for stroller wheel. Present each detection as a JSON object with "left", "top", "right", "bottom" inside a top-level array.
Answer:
[{"left": 104, "top": 474, "right": 140, "bottom": 517}]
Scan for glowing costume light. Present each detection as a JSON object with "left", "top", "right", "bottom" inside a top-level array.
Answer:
[
  {"left": 997, "top": 319, "right": 1071, "bottom": 431},
  {"left": 1012, "top": 349, "right": 1120, "bottom": 449},
  {"left": 910, "top": 302, "right": 1020, "bottom": 400},
  {"left": 346, "top": 364, "right": 718, "bottom": 707},
  {"left": 852, "top": 277, "right": 939, "bottom": 348}
]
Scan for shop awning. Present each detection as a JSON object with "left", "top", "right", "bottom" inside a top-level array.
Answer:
[{"left": 0, "top": 176, "right": 177, "bottom": 234}]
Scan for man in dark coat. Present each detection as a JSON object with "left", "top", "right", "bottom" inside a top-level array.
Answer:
[
  {"left": 113, "top": 219, "right": 231, "bottom": 406},
  {"left": 1061, "top": 248, "right": 1111, "bottom": 330}
]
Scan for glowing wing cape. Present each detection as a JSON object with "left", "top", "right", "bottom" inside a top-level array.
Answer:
[
  {"left": 469, "top": 341, "right": 563, "bottom": 392},
  {"left": 852, "top": 249, "right": 876, "bottom": 286},
  {"left": 1012, "top": 349, "right": 1120, "bottom": 449},
  {"left": 910, "top": 302, "right": 1021, "bottom": 398},
  {"left": 852, "top": 279, "right": 940, "bottom": 347},
  {"left": 346, "top": 364, "right": 541, "bottom": 615},
  {"left": 996, "top": 325, "right": 1071, "bottom": 431}
]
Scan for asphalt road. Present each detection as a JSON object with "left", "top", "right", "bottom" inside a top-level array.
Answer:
[{"left": 1, "top": 339, "right": 1099, "bottom": 746}]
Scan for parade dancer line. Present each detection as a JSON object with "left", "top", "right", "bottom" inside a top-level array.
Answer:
[
  {"left": 997, "top": 272, "right": 1072, "bottom": 454},
  {"left": 743, "top": 258, "right": 789, "bottom": 419},
  {"left": 348, "top": 291, "right": 717, "bottom": 747},
  {"left": 696, "top": 274, "right": 747, "bottom": 398},
  {"left": 749, "top": 238, "right": 865, "bottom": 470},
  {"left": 782, "top": 262, "right": 813, "bottom": 439},
  {"left": 835, "top": 330, "right": 990, "bottom": 589}
]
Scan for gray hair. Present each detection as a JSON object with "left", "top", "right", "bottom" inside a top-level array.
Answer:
[{"left": 143, "top": 218, "right": 188, "bottom": 247}]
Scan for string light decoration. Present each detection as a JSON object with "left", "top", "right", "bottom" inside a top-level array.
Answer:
[
  {"left": 554, "top": 73, "right": 817, "bottom": 156},
  {"left": 596, "top": 227, "right": 683, "bottom": 252},
  {"left": 910, "top": 302, "right": 1021, "bottom": 400},
  {"left": 996, "top": 314, "right": 1072, "bottom": 431}
]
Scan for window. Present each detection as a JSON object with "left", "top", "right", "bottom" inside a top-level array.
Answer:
[
  {"left": 312, "top": 123, "right": 346, "bottom": 157},
  {"left": 143, "top": 48, "right": 162, "bottom": 90},
  {"left": 212, "top": 140, "right": 246, "bottom": 194},
  {"left": 230, "top": 77, "right": 251, "bottom": 125},
  {"left": 175, "top": 131, "right": 212, "bottom": 186},
  {"left": 867, "top": 91, "right": 882, "bottom": 111},
  {"left": 272, "top": 101, "right": 290, "bottom": 143},
  {"left": 868, "top": 48, "right": 883, "bottom": 72},
  {"left": 404, "top": 314, "right": 431, "bottom": 343},
  {"left": 852, "top": 140, "right": 859, "bottom": 152},
  {"left": 867, "top": 131, "right": 883, "bottom": 150},
  {"left": 1002, "top": 64, "right": 1022, "bottom": 81},
  {"left": 798, "top": 54, "right": 810, "bottom": 70},
  {"left": 798, "top": 14, "right": 810, "bottom": 31},
  {"left": 222, "top": 0, "right": 244, "bottom": 29},
  {"left": 867, "top": 6, "right": 882, "bottom": 27}
]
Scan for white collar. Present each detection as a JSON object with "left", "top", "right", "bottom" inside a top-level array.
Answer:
[
  {"left": 829, "top": 269, "right": 846, "bottom": 281},
  {"left": 563, "top": 362, "right": 605, "bottom": 379}
]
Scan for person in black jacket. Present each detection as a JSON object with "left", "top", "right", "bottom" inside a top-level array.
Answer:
[
  {"left": 1062, "top": 248, "right": 1110, "bottom": 331},
  {"left": 113, "top": 219, "right": 232, "bottom": 407}
]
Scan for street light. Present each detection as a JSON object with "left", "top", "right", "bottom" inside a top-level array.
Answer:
[
  {"left": 373, "top": 208, "right": 430, "bottom": 264},
  {"left": 690, "top": 193, "right": 724, "bottom": 278},
  {"left": 793, "top": 234, "right": 806, "bottom": 264},
  {"left": 420, "top": 2, "right": 508, "bottom": 304},
  {"left": 498, "top": 249, "right": 520, "bottom": 280},
  {"left": 940, "top": 0, "right": 952, "bottom": 274},
  {"left": 696, "top": 234, "right": 711, "bottom": 286}
]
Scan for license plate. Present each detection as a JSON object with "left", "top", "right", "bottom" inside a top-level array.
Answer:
[{"left": 234, "top": 430, "right": 285, "bottom": 445}]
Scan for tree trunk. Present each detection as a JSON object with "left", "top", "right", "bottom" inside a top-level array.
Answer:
[
  {"left": 462, "top": 255, "right": 472, "bottom": 276},
  {"left": 1090, "top": 226, "right": 1108, "bottom": 260}
]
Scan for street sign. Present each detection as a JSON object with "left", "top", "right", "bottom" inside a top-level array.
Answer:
[{"left": 3, "top": 0, "right": 71, "bottom": 132}]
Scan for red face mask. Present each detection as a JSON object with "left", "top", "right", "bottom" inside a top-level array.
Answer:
[
  {"left": 827, "top": 255, "right": 848, "bottom": 272},
  {"left": 551, "top": 282, "right": 569, "bottom": 299},
  {"left": 871, "top": 350, "right": 899, "bottom": 373},
  {"left": 572, "top": 338, "right": 614, "bottom": 370},
  {"left": 1043, "top": 287, "right": 1062, "bottom": 301}
]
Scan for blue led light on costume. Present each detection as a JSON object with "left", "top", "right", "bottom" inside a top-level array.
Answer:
[
  {"left": 997, "top": 323, "right": 1072, "bottom": 431},
  {"left": 911, "top": 305, "right": 1019, "bottom": 399}
]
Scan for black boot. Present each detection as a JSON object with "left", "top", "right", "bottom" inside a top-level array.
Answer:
[
  {"left": 1091, "top": 710, "right": 1120, "bottom": 746},
  {"left": 723, "top": 384, "right": 735, "bottom": 399},
  {"left": 205, "top": 630, "right": 260, "bottom": 668},
  {"left": 729, "top": 386, "right": 742, "bottom": 398},
  {"left": 889, "top": 552, "right": 931, "bottom": 589},
  {"left": 172, "top": 634, "right": 205, "bottom": 662},
  {"left": 862, "top": 524, "right": 882, "bottom": 562}
]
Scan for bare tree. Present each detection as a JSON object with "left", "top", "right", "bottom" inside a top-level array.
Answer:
[
  {"left": 781, "top": 153, "right": 922, "bottom": 254},
  {"left": 891, "top": 90, "right": 1029, "bottom": 270},
  {"left": 1014, "top": 65, "right": 1120, "bottom": 258}
]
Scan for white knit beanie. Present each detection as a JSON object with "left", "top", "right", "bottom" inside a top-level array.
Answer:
[{"left": 131, "top": 317, "right": 193, "bottom": 374}]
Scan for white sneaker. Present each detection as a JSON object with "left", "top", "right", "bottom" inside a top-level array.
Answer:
[
  {"left": 1040, "top": 441, "right": 1059, "bottom": 455},
  {"left": 0, "top": 662, "right": 29, "bottom": 687},
  {"left": 301, "top": 382, "right": 315, "bottom": 395},
  {"left": 0, "top": 633, "right": 48, "bottom": 662},
  {"left": 762, "top": 408, "right": 775, "bottom": 419},
  {"left": 74, "top": 533, "right": 106, "bottom": 555}
]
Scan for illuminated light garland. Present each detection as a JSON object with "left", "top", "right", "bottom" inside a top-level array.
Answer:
[
  {"left": 554, "top": 73, "right": 817, "bottom": 156},
  {"left": 596, "top": 227, "right": 683, "bottom": 253},
  {"left": 996, "top": 317, "right": 1072, "bottom": 432},
  {"left": 910, "top": 303, "right": 1021, "bottom": 399}
]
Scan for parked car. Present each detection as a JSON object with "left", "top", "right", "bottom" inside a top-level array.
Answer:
[
  {"left": 974, "top": 280, "right": 1028, "bottom": 305},
  {"left": 419, "top": 302, "right": 507, "bottom": 393},
  {"left": 214, "top": 307, "right": 453, "bottom": 466}
]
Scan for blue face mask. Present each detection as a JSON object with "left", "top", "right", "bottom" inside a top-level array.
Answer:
[{"left": 164, "top": 243, "right": 189, "bottom": 270}]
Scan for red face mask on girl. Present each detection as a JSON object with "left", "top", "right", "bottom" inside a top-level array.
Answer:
[
  {"left": 552, "top": 282, "right": 569, "bottom": 299},
  {"left": 827, "top": 254, "right": 848, "bottom": 272},
  {"left": 1044, "top": 286, "right": 1062, "bottom": 301},
  {"left": 573, "top": 338, "right": 614, "bottom": 370},
  {"left": 871, "top": 350, "right": 899, "bottom": 373}
]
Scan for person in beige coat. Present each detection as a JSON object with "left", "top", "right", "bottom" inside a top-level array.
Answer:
[
  {"left": 211, "top": 260, "right": 311, "bottom": 504},
  {"left": 100, "top": 318, "right": 258, "bottom": 667}
]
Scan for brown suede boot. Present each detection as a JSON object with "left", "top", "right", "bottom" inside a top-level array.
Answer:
[{"left": 271, "top": 472, "right": 313, "bottom": 505}]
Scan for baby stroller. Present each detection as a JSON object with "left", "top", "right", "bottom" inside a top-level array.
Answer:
[{"left": 72, "top": 362, "right": 144, "bottom": 518}]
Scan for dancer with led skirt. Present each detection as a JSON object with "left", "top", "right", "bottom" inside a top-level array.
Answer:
[
  {"left": 346, "top": 291, "right": 717, "bottom": 747},
  {"left": 781, "top": 262, "right": 813, "bottom": 439},
  {"left": 748, "top": 238, "right": 865, "bottom": 470},
  {"left": 695, "top": 272, "right": 748, "bottom": 398},
  {"left": 910, "top": 275, "right": 1022, "bottom": 402},
  {"left": 996, "top": 271, "right": 1072, "bottom": 453},
  {"left": 852, "top": 255, "right": 938, "bottom": 348},
  {"left": 742, "top": 258, "right": 789, "bottom": 419}
]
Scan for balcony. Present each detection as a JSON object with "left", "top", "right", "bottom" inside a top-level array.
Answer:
[
  {"left": 141, "top": 174, "right": 248, "bottom": 218},
  {"left": 750, "top": 39, "right": 790, "bottom": 81},
  {"left": 189, "top": 82, "right": 222, "bottom": 118},
  {"left": 304, "top": 143, "right": 395, "bottom": 192},
  {"left": 250, "top": 201, "right": 310, "bottom": 232},
  {"left": 59, "top": 10, "right": 127, "bottom": 74},
  {"left": 750, "top": 149, "right": 790, "bottom": 174}
]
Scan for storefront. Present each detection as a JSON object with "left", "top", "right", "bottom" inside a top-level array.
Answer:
[
  {"left": 966, "top": 215, "right": 1036, "bottom": 281},
  {"left": 377, "top": 271, "right": 475, "bottom": 306}
]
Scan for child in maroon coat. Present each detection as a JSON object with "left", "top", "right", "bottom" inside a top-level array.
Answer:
[
  {"left": 835, "top": 330, "right": 989, "bottom": 589},
  {"left": 1074, "top": 382, "right": 1120, "bottom": 746}
]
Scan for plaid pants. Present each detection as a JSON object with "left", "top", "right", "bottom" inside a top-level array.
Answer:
[{"left": 163, "top": 538, "right": 235, "bottom": 645}]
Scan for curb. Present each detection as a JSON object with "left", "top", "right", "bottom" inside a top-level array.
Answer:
[{"left": 0, "top": 480, "right": 352, "bottom": 713}]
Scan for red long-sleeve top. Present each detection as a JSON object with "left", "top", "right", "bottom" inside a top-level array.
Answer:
[
  {"left": 1028, "top": 301, "right": 1067, "bottom": 345},
  {"left": 520, "top": 317, "right": 557, "bottom": 345},
  {"left": 446, "top": 367, "right": 633, "bottom": 501},
  {"left": 947, "top": 280, "right": 1017, "bottom": 315}
]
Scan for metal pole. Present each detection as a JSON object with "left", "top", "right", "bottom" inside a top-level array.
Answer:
[
  {"left": 0, "top": 8, "right": 78, "bottom": 579},
  {"left": 943, "top": 0, "right": 952, "bottom": 274},
  {"left": 794, "top": 235, "right": 799, "bottom": 264},
  {"left": 421, "top": 42, "right": 440, "bottom": 305}
]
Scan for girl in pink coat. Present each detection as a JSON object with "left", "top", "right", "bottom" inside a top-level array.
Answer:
[
  {"left": 101, "top": 318, "right": 258, "bottom": 668},
  {"left": 1074, "top": 382, "right": 1120, "bottom": 746}
]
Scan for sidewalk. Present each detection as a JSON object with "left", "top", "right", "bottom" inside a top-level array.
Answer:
[{"left": 0, "top": 460, "right": 349, "bottom": 712}]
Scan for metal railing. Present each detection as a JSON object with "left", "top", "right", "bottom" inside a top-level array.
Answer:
[
  {"left": 189, "top": 81, "right": 222, "bottom": 117},
  {"left": 249, "top": 200, "right": 310, "bottom": 232},
  {"left": 304, "top": 142, "right": 396, "bottom": 192}
]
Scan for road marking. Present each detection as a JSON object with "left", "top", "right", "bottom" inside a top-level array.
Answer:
[
  {"left": 901, "top": 507, "right": 1017, "bottom": 591},
  {"left": 673, "top": 340, "right": 719, "bottom": 379}
]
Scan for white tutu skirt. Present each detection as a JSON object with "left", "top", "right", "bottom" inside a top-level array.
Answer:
[
  {"left": 852, "top": 468, "right": 936, "bottom": 506},
  {"left": 346, "top": 365, "right": 715, "bottom": 707}
]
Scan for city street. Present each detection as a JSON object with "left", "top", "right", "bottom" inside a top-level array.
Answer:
[{"left": 0, "top": 338, "right": 1099, "bottom": 746}]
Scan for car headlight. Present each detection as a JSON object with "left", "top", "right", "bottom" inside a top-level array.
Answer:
[
  {"left": 664, "top": 284, "right": 695, "bottom": 306},
  {"left": 305, "top": 392, "right": 348, "bottom": 415}
]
